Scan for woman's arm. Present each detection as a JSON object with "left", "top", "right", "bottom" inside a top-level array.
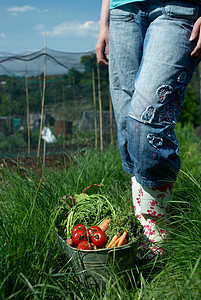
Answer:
[
  {"left": 190, "top": 16, "right": 201, "bottom": 60},
  {"left": 95, "top": 0, "right": 110, "bottom": 66}
]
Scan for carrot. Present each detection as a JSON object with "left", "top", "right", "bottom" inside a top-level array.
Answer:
[
  {"left": 106, "top": 234, "right": 119, "bottom": 248},
  {"left": 91, "top": 243, "right": 97, "bottom": 250},
  {"left": 121, "top": 237, "right": 128, "bottom": 246},
  {"left": 113, "top": 236, "right": 121, "bottom": 247},
  {"left": 99, "top": 219, "right": 111, "bottom": 232},
  {"left": 117, "top": 231, "right": 128, "bottom": 247},
  {"left": 66, "top": 238, "right": 73, "bottom": 246}
]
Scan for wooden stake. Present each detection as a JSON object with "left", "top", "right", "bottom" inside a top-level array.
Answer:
[
  {"left": 38, "top": 66, "right": 43, "bottom": 102},
  {"left": 62, "top": 80, "right": 66, "bottom": 150},
  {"left": 43, "top": 139, "right": 46, "bottom": 168},
  {"left": 8, "top": 90, "right": 11, "bottom": 152},
  {"left": 97, "top": 59, "right": 103, "bottom": 151},
  {"left": 109, "top": 89, "right": 113, "bottom": 145},
  {"left": 37, "top": 33, "right": 47, "bottom": 158},
  {"left": 73, "top": 76, "right": 78, "bottom": 146},
  {"left": 92, "top": 64, "right": 97, "bottom": 149},
  {"left": 25, "top": 62, "right": 31, "bottom": 154}
]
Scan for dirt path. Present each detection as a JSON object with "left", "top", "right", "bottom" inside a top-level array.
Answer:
[{"left": 0, "top": 153, "right": 71, "bottom": 174}]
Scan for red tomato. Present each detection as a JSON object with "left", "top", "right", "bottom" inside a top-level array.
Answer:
[
  {"left": 90, "top": 230, "right": 107, "bottom": 248},
  {"left": 87, "top": 226, "right": 101, "bottom": 235},
  {"left": 72, "top": 229, "right": 87, "bottom": 246},
  {"left": 72, "top": 224, "right": 86, "bottom": 235},
  {"left": 77, "top": 241, "right": 93, "bottom": 250}
]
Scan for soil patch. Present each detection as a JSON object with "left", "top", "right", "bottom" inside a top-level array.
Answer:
[{"left": 0, "top": 153, "right": 72, "bottom": 174}]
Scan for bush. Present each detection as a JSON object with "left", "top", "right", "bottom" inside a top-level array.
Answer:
[
  {"left": 0, "top": 133, "right": 9, "bottom": 150},
  {"left": 179, "top": 78, "right": 200, "bottom": 128}
]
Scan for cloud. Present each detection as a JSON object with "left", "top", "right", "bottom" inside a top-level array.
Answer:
[
  {"left": 44, "top": 21, "right": 99, "bottom": 38},
  {"left": 8, "top": 5, "right": 37, "bottom": 15},
  {"left": 0, "top": 32, "right": 5, "bottom": 39},
  {"left": 33, "top": 24, "right": 45, "bottom": 31}
]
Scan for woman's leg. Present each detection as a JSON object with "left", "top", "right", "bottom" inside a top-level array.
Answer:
[
  {"left": 130, "top": 0, "right": 201, "bottom": 254},
  {"left": 109, "top": 2, "right": 148, "bottom": 173},
  {"left": 109, "top": 1, "right": 200, "bottom": 256},
  {"left": 128, "top": 1, "right": 201, "bottom": 187}
]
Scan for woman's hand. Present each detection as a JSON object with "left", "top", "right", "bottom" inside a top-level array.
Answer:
[
  {"left": 95, "top": 26, "right": 109, "bottom": 66},
  {"left": 190, "top": 16, "right": 201, "bottom": 60},
  {"left": 95, "top": 0, "right": 110, "bottom": 67}
]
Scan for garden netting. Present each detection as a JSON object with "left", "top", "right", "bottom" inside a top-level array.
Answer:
[{"left": 0, "top": 48, "right": 116, "bottom": 158}]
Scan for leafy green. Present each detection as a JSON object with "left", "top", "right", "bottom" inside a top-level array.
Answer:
[
  {"left": 53, "top": 192, "right": 116, "bottom": 238},
  {"left": 66, "top": 193, "right": 118, "bottom": 238},
  {"left": 53, "top": 191, "right": 143, "bottom": 242},
  {"left": 105, "top": 209, "right": 143, "bottom": 246}
]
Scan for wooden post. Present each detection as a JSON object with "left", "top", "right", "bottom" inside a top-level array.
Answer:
[
  {"left": 73, "top": 76, "right": 78, "bottom": 145},
  {"left": 37, "top": 33, "right": 47, "bottom": 158},
  {"left": 97, "top": 59, "right": 103, "bottom": 151},
  {"left": 62, "top": 80, "right": 66, "bottom": 150},
  {"left": 25, "top": 62, "right": 31, "bottom": 154},
  {"left": 38, "top": 67, "right": 43, "bottom": 101},
  {"left": 8, "top": 90, "right": 11, "bottom": 152},
  {"left": 92, "top": 64, "right": 97, "bottom": 149},
  {"left": 43, "top": 139, "right": 46, "bottom": 168},
  {"left": 109, "top": 90, "right": 113, "bottom": 145}
]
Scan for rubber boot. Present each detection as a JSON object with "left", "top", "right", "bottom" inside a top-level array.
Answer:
[{"left": 131, "top": 176, "right": 173, "bottom": 257}]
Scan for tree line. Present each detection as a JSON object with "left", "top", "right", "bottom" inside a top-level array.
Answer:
[{"left": 0, "top": 53, "right": 200, "bottom": 128}]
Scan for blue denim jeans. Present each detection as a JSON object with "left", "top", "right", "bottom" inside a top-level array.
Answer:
[{"left": 109, "top": 0, "right": 201, "bottom": 187}]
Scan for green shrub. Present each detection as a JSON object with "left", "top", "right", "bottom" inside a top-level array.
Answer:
[{"left": 179, "top": 80, "right": 200, "bottom": 127}]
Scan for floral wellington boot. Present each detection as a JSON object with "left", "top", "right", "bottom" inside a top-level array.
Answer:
[{"left": 131, "top": 176, "right": 173, "bottom": 259}]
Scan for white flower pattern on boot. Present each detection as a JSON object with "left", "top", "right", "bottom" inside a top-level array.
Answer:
[{"left": 131, "top": 176, "right": 173, "bottom": 256}]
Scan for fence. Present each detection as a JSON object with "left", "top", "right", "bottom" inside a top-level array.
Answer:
[
  {"left": 0, "top": 48, "right": 200, "bottom": 160},
  {"left": 0, "top": 48, "right": 117, "bottom": 158}
]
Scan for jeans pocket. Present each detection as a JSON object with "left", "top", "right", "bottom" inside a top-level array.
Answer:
[
  {"left": 163, "top": 1, "right": 200, "bottom": 21},
  {"left": 110, "top": 8, "right": 134, "bottom": 22}
]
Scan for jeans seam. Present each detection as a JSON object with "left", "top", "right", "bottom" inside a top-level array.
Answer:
[{"left": 162, "top": 1, "right": 200, "bottom": 22}]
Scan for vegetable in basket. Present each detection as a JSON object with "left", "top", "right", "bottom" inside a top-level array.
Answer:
[{"left": 52, "top": 185, "right": 143, "bottom": 250}]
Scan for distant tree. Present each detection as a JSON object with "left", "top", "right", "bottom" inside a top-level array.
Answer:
[
  {"left": 80, "top": 53, "right": 110, "bottom": 110},
  {"left": 179, "top": 80, "right": 200, "bottom": 128}
]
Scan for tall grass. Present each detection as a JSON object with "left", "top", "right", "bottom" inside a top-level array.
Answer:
[
  {"left": 0, "top": 123, "right": 200, "bottom": 299},
  {"left": 132, "top": 123, "right": 201, "bottom": 299}
]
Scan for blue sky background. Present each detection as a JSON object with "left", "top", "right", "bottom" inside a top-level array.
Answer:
[{"left": 0, "top": 0, "right": 102, "bottom": 54}]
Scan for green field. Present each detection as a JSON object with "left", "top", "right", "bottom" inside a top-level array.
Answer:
[{"left": 0, "top": 123, "right": 201, "bottom": 299}]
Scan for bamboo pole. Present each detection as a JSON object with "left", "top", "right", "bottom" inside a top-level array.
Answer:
[
  {"left": 37, "top": 33, "right": 47, "bottom": 158},
  {"left": 8, "top": 89, "right": 11, "bottom": 152},
  {"left": 25, "top": 62, "right": 31, "bottom": 154},
  {"left": 38, "top": 68, "right": 43, "bottom": 101},
  {"left": 92, "top": 64, "right": 97, "bottom": 149},
  {"left": 43, "top": 139, "right": 46, "bottom": 168},
  {"left": 73, "top": 76, "right": 78, "bottom": 145},
  {"left": 109, "top": 90, "right": 113, "bottom": 145},
  {"left": 62, "top": 80, "right": 66, "bottom": 150},
  {"left": 97, "top": 59, "right": 103, "bottom": 151}
]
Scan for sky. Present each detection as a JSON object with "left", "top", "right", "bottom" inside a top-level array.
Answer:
[{"left": 0, "top": 0, "right": 102, "bottom": 54}]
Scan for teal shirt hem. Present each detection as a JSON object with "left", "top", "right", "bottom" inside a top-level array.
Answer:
[{"left": 110, "top": 0, "right": 146, "bottom": 10}]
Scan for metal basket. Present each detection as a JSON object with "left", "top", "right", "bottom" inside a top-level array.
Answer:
[{"left": 55, "top": 233, "right": 139, "bottom": 288}]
